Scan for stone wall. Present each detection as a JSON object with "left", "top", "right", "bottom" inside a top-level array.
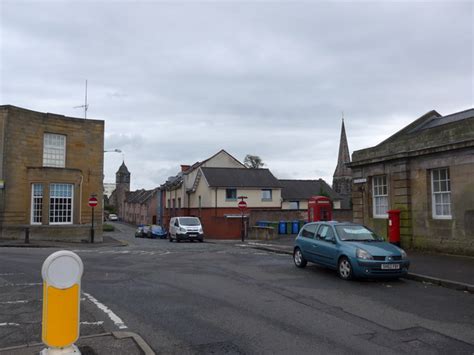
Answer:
[{"left": 0, "top": 105, "right": 104, "bottom": 242}]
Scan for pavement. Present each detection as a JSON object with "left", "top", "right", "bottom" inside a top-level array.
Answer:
[
  {"left": 0, "top": 332, "right": 154, "bottom": 355},
  {"left": 0, "top": 234, "right": 127, "bottom": 248},
  {"left": 239, "top": 235, "right": 474, "bottom": 293}
]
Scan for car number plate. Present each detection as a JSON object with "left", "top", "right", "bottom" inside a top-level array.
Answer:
[
  {"left": 189, "top": 234, "right": 197, "bottom": 237},
  {"left": 381, "top": 264, "right": 400, "bottom": 270}
]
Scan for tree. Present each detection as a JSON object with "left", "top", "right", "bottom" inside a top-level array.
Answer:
[{"left": 244, "top": 154, "right": 264, "bottom": 168}]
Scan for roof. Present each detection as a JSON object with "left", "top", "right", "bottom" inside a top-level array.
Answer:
[
  {"left": 201, "top": 167, "right": 281, "bottom": 188},
  {"left": 279, "top": 179, "right": 341, "bottom": 200},
  {"left": 125, "top": 188, "right": 158, "bottom": 204},
  {"left": 182, "top": 149, "right": 244, "bottom": 175},
  {"left": 116, "top": 162, "right": 130, "bottom": 175},
  {"left": 351, "top": 108, "right": 474, "bottom": 166}
]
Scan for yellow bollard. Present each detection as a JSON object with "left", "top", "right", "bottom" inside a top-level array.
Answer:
[{"left": 41, "top": 251, "right": 83, "bottom": 355}]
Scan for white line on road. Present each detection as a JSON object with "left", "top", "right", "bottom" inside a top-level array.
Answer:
[
  {"left": 82, "top": 292, "right": 128, "bottom": 329},
  {"left": 0, "top": 323, "right": 21, "bottom": 327},
  {"left": 0, "top": 300, "right": 29, "bottom": 304},
  {"left": 0, "top": 273, "right": 24, "bottom": 276},
  {"left": 80, "top": 321, "right": 104, "bottom": 326}
]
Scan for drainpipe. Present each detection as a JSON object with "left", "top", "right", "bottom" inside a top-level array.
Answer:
[{"left": 215, "top": 188, "right": 217, "bottom": 216}]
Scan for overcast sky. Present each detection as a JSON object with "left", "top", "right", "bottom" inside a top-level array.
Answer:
[{"left": 1, "top": 0, "right": 473, "bottom": 190}]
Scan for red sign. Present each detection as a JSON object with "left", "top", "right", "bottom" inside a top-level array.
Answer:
[
  {"left": 238, "top": 200, "right": 247, "bottom": 211},
  {"left": 88, "top": 197, "right": 98, "bottom": 208}
]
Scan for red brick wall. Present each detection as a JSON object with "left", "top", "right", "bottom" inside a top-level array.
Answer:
[{"left": 163, "top": 207, "right": 280, "bottom": 239}]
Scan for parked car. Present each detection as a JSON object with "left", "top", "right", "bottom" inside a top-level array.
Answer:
[
  {"left": 148, "top": 225, "right": 168, "bottom": 239},
  {"left": 169, "top": 217, "right": 204, "bottom": 242},
  {"left": 108, "top": 214, "right": 118, "bottom": 221},
  {"left": 135, "top": 225, "right": 145, "bottom": 238},
  {"left": 293, "top": 221, "right": 409, "bottom": 280}
]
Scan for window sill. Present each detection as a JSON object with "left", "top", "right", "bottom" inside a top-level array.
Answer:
[
  {"left": 373, "top": 215, "right": 388, "bottom": 219},
  {"left": 432, "top": 216, "right": 452, "bottom": 220},
  {"left": 261, "top": 199, "right": 273, "bottom": 202}
]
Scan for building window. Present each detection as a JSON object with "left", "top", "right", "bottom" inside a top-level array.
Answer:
[
  {"left": 43, "top": 133, "right": 66, "bottom": 168},
  {"left": 261, "top": 189, "right": 272, "bottom": 201},
  {"left": 372, "top": 175, "right": 388, "bottom": 218},
  {"left": 226, "top": 188, "right": 237, "bottom": 200},
  {"left": 431, "top": 168, "right": 451, "bottom": 219},
  {"left": 167, "top": 199, "right": 170, "bottom": 208},
  {"left": 49, "top": 183, "right": 73, "bottom": 224},
  {"left": 289, "top": 201, "right": 299, "bottom": 210},
  {"left": 198, "top": 196, "right": 202, "bottom": 209},
  {"left": 31, "top": 184, "right": 43, "bottom": 224},
  {"left": 172, "top": 199, "right": 176, "bottom": 209},
  {"left": 178, "top": 197, "right": 181, "bottom": 209}
]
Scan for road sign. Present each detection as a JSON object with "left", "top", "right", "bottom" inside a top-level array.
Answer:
[
  {"left": 238, "top": 200, "right": 247, "bottom": 211},
  {"left": 88, "top": 197, "right": 98, "bottom": 207}
]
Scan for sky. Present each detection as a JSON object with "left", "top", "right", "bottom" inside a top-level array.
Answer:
[{"left": 1, "top": 0, "right": 473, "bottom": 190}]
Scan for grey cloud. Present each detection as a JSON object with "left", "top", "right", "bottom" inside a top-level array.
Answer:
[{"left": 2, "top": 1, "right": 472, "bottom": 189}]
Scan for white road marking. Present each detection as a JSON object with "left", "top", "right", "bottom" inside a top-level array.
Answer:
[
  {"left": 82, "top": 292, "right": 128, "bottom": 329},
  {"left": 0, "top": 283, "right": 42, "bottom": 288},
  {"left": 0, "top": 323, "right": 21, "bottom": 327},
  {"left": 0, "top": 300, "right": 29, "bottom": 304},
  {"left": 80, "top": 321, "right": 104, "bottom": 326},
  {"left": 0, "top": 273, "right": 24, "bottom": 276}
]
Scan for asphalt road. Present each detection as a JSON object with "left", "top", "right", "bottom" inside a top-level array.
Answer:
[{"left": 1, "top": 222, "right": 473, "bottom": 354}]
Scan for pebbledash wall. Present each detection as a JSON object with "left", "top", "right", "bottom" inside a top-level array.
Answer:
[{"left": 0, "top": 105, "right": 104, "bottom": 242}]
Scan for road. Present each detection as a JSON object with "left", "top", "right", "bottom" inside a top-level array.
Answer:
[{"left": 1, "top": 222, "right": 473, "bottom": 354}]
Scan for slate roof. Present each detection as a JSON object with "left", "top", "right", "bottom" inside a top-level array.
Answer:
[
  {"left": 125, "top": 188, "right": 157, "bottom": 204},
  {"left": 201, "top": 167, "right": 281, "bottom": 188},
  {"left": 279, "top": 179, "right": 341, "bottom": 201},
  {"left": 116, "top": 161, "right": 130, "bottom": 174}
]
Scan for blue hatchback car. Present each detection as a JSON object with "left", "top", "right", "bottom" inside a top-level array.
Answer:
[{"left": 293, "top": 222, "right": 409, "bottom": 280}]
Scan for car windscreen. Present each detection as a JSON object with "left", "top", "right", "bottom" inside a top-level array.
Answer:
[
  {"left": 151, "top": 225, "right": 163, "bottom": 232},
  {"left": 335, "top": 225, "right": 383, "bottom": 241},
  {"left": 179, "top": 217, "right": 200, "bottom": 226}
]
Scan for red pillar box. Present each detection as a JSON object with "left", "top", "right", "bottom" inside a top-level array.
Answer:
[{"left": 387, "top": 210, "right": 401, "bottom": 246}]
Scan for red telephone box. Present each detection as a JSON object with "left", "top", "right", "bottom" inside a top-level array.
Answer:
[{"left": 308, "top": 196, "right": 333, "bottom": 222}]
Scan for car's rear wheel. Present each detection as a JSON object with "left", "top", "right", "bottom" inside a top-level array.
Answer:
[
  {"left": 338, "top": 257, "right": 353, "bottom": 280},
  {"left": 293, "top": 248, "right": 307, "bottom": 268}
]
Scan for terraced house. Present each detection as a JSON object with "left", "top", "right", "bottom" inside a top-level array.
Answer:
[
  {"left": 350, "top": 108, "right": 474, "bottom": 255},
  {"left": 0, "top": 105, "right": 104, "bottom": 242}
]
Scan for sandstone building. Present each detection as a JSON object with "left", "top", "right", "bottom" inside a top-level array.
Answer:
[
  {"left": 0, "top": 105, "right": 104, "bottom": 242},
  {"left": 349, "top": 108, "right": 474, "bottom": 254}
]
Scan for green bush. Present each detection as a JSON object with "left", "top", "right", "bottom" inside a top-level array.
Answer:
[{"left": 103, "top": 223, "right": 115, "bottom": 232}]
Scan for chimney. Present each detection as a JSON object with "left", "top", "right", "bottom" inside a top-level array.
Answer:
[{"left": 180, "top": 165, "right": 191, "bottom": 172}]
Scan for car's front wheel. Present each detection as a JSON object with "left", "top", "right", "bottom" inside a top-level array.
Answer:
[
  {"left": 338, "top": 257, "right": 353, "bottom": 280},
  {"left": 169, "top": 235, "right": 173, "bottom": 242},
  {"left": 293, "top": 248, "right": 307, "bottom": 268}
]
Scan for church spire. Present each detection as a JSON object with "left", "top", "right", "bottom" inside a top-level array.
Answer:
[{"left": 333, "top": 116, "right": 351, "bottom": 178}]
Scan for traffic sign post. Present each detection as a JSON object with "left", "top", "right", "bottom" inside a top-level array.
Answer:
[
  {"left": 237, "top": 196, "right": 248, "bottom": 242},
  {"left": 41, "top": 251, "right": 83, "bottom": 354},
  {"left": 88, "top": 196, "right": 98, "bottom": 243}
]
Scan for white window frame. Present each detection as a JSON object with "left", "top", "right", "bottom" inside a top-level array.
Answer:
[
  {"left": 49, "top": 183, "right": 74, "bottom": 225},
  {"left": 431, "top": 168, "right": 452, "bottom": 219},
  {"left": 372, "top": 175, "right": 388, "bottom": 218},
  {"left": 31, "top": 184, "right": 43, "bottom": 225},
  {"left": 261, "top": 189, "right": 273, "bottom": 201},
  {"left": 43, "top": 133, "right": 66, "bottom": 168},
  {"left": 288, "top": 201, "right": 299, "bottom": 210},
  {"left": 225, "top": 188, "right": 237, "bottom": 201}
]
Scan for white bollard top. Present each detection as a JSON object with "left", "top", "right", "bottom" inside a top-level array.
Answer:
[{"left": 41, "top": 251, "right": 83, "bottom": 289}]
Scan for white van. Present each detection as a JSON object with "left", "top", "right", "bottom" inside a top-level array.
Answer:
[{"left": 169, "top": 217, "right": 204, "bottom": 243}]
